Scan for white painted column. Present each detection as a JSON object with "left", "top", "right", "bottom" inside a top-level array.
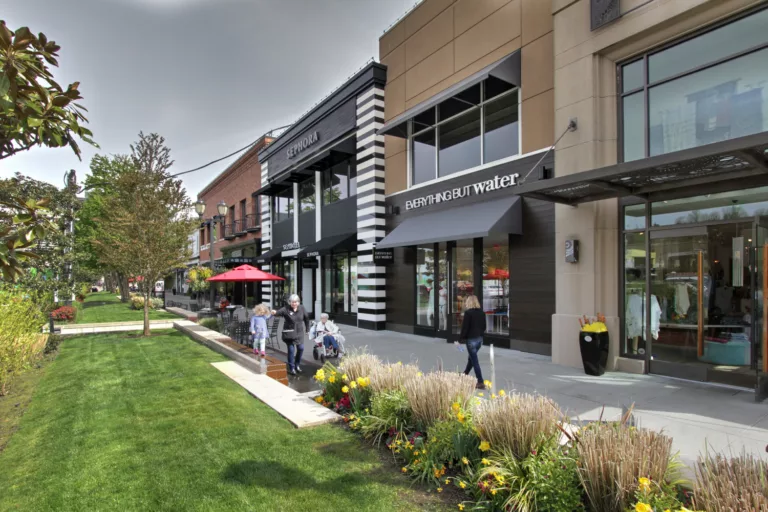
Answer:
[{"left": 314, "top": 170, "right": 323, "bottom": 320}]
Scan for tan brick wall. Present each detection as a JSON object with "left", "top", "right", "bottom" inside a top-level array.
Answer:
[{"left": 379, "top": 0, "right": 555, "bottom": 194}]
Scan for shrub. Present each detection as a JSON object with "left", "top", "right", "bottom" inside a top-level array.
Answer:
[
  {"left": 368, "top": 361, "right": 421, "bottom": 394},
  {"left": 44, "top": 334, "right": 61, "bottom": 354},
  {"left": 692, "top": 451, "right": 768, "bottom": 512},
  {"left": 338, "top": 349, "right": 381, "bottom": 382},
  {"left": 474, "top": 393, "right": 562, "bottom": 460},
  {"left": 129, "top": 295, "right": 163, "bottom": 310},
  {"left": 0, "top": 288, "right": 47, "bottom": 395},
  {"left": 51, "top": 305, "right": 77, "bottom": 321},
  {"left": 357, "top": 389, "right": 413, "bottom": 446},
  {"left": 458, "top": 444, "right": 583, "bottom": 512},
  {"left": 575, "top": 423, "right": 683, "bottom": 512},
  {"left": 198, "top": 318, "right": 219, "bottom": 331},
  {"left": 628, "top": 475, "right": 686, "bottom": 512},
  {"left": 403, "top": 371, "right": 475, "bottom": 430}
]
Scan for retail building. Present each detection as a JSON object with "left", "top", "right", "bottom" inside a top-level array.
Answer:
[
  {"left": 375, "top": 0, "right": 557, "bottom": 353},
  {"left": 256, "top": 63, "right": 387, "bottom": 328},
  {"left": 196, "top": 132, "right": 274, "bottom": 307},
  {"left": 508, "top": 0, "right": 768, "bottom": 397}
]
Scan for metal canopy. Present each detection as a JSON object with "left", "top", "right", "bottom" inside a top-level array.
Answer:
[
  {"left": 296, "top": 233, "right": 357, "bottom": 258},
  {"left": 514, "top": 133, "right": 768, "bottom": 206},
  {"left": 378, "top": 51, "right": 521, "bottom": 138},
  {"left": 376, "top": 196, "right": 522, "bottom": 249},
  {"left": 254, "top": 246, "right": 283, "bottom": 264},
  {"left": 253, "top": 180, "right": 291, "bottom": 198}
]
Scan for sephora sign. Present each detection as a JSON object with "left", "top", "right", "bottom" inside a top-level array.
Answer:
[{"left": 405, "top": 172, "right": 520, "bottom": 211}]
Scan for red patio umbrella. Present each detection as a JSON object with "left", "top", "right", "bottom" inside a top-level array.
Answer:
[{"left": 206, "top": 265, "right": 284, "bottom": 308}]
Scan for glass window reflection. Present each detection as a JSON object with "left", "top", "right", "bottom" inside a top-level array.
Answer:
[
  {"left": 438, "top": 108, "right": 481, "bottom": 178},
  {"left": 484, "top": 91, "right": 519, "bottom": 163}
]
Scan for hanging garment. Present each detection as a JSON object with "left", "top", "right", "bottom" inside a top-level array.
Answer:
[
  {"left": 651, "top": 295, "right": 662, "bottom": 340},
  {"left": 626, "top": 294, "right": 645, "bottom": 339},
  {"left": 674, "top": 284, "right": 691, "bottom": 316}
]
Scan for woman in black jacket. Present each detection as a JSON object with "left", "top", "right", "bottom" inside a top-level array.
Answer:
[
  {"left": 459, "top": 294, "right": 486, "bottom": 389},
  {"left": 272, "top": 294, "right": 310, "bottom": 375}
]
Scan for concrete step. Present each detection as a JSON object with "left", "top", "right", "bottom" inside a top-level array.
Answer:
[{"left": 211, "top": 361, "right": 341, "bottom": 429}]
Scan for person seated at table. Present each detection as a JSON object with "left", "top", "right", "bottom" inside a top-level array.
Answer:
[
  {"left": 310, "top": 313, "right": 341, "bottom": 354},
  {"left": 219, "top": 295, "right": 231, "bottom": 312}
]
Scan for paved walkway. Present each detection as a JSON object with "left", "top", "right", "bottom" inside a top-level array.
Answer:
[
  {"left": 340, "top": 326, "right": 768, "bottom": 471},
  {"left": 55, "top": 320, "right": 176, "bottom": 335}
]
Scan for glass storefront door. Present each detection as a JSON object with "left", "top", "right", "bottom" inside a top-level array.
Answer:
[
  {"left": 452, "top": 240, "right": 474, "bottom": 339},
  {"left": 754, "top": 221, "right": 768, "bottom": 397},
  {"left": 414, "top": 242, "right": 450, "bottom": 339}
]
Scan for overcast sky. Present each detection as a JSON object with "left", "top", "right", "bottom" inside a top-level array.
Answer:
[{"left": 0, "top": 0, "right": 413, "bottom": 196}]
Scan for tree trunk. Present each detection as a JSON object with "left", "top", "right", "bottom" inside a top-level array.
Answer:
[
  {"left": 143, "top": 290, "right": 151, "bottom": 336},
  {"left": 116, "top": 272, "right": 130, "bottom": 303}
]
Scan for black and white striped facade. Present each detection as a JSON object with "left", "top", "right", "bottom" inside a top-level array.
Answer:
[
  {"left": 259, "top": 160, "right": 272, "bottom": 308},
  {"left": 354, "top": 86, "right": 387, "bottom": 329}
]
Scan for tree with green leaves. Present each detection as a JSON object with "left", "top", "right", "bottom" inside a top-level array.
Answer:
[
  {"left": 0, "top": 21, "right": 95, "bottom": 160},
  {"left": 95, "top": 133, "right": 195, "bottom": 335}
]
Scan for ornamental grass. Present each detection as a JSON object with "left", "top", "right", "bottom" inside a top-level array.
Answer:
[
  {"left": 339, "top": 349, "right": 381, "bottom": 382},
  {"left": 403, "top": 371, "right": 476, "bottom": 429},
  {"left": 473, "top": 393, "right": 562, "bottom": 460},
  {"left": 576, "top": 424, "right": 682, "bottom": 512},
  {"left": 692, "top": 450, "right": 768, "bottom": 512},
  {"left": 368, "top": 361, "right": 421, "bottom": 394}
]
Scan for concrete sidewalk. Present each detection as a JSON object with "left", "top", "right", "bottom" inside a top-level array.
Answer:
[{"left": 340, "top": 326, "right": 768, "bottom": 471}]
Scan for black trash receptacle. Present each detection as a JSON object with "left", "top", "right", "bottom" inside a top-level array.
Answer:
[{"left": 579, "top": 331, "right": 609, "bottom": 376}]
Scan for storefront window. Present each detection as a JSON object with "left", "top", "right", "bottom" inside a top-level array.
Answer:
[
  {"left": 323, "top": 159, "right": 355, "bottom": 204},
  {"left": 620, "top": 7, "right": 768, "bottom": 161},
  {"left": 483, "top": 90, "right": 519, "bottom": 163},
  {"left": 323, "top": 254, "right": 331, "bottom": 312},
  {"left": 482, "top": 236, "right": 509, "bottom": 335},
  {"left": 624, "top": 232, "right": 647, "bottom": 355},
  {"left": 452, "top": 240, "right": 474, "bottom": 335},
  {"left": 651, "top": 187, "right": 768, "bottom": 227},
  {"left": 350, "top": 255, "right": 358, "bottom": 313},
  {"left": 416, "top": 245, "right": 435, "bottom": 327},
  {"left": 299, "top": 178, "right": 315, "bottom": 212},
  {"left": 409, "top": 78, "right": 520, "bottom": 187},
  {"left": 327, "top": 252, "right": 357, "bottom": 315},
  {"left": 438, "top": 108, "right": 481, "bottom": 178},
  {"left": 273, "top": 188, "right": 294, "bottom": 223},
  {"left": 625, "top": 203, "right": 646, "bottom": 230}
]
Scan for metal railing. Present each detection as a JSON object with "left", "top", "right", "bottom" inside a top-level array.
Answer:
[
  {"left": 245, "top": 213, "right": 261, "bottom": 232},
  {"left": 223, "top": 224, "right": 235, "bottom": 239}
]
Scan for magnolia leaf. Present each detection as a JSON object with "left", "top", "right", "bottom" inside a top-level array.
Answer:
[
  {"left": 27, "top": 117, "right": 43, "bottom": 127},
  {"left": 13, "top": 213, "right": 33, "bottom": 223},
  {"left": 0, "top": 73, "right": 10, "bottom": 96}
]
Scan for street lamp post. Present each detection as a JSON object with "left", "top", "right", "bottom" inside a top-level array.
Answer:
[{"left": 195, "top": 199, "right": 228, "bottom": 311}]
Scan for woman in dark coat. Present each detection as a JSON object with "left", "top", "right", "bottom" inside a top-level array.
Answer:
[
  {"left": 272, "top": 294, "right": 310, "bottom": 375},
  {"left": 459, "top": 294, "right": 486, "bottom": 389}
]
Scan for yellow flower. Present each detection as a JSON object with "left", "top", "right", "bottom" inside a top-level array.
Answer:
[
  {"left": 437, "top": 487, "right": 443, "bottom": 493},
  {"left": 342, "top": 374, "right": 348, "bottom": 381},
  {"left": 635, "top": 503, "right": 652, "bottom": 512},
  {"left": 328, "top": 375, "right": 336, "bottom": 384},
  {"left": 491, "top": 489, "right": 497, "bottom": 495},
  {"left": 396, "top": 440, "right": 402, "bottom": 446},
  {"left": 638, "top": 477, "right": 651, "bottom": 492},
  {"left": 494, "top": 474, "right": 505, "bottom": 484},
  {"left": 341, "top": 385, "right": 349, "bottom": 393},
  {"left": 314, "top": 396, "right": 323, "bottom": 403},
  {"left": 451, "top": 402, "right": 461, "bottom": 413},
  {"left": 481, "top": 458, "right": 490, "bottom": 465},
  {"left": 478, "top": 392, "right": 484, "bottom": 397},
  {"left": 479, "top": 441, "right": 490, "bottom": 452},
  {"left": 414, "top": 450, "right": 420, "bottom": 456},
  {"left": 350, "top": 381, "right": 358, "bottom": 389},
  {"left": 401, "top": 467, "right": 408, "bottom": 473},
  {"left": 444, "top": 478, "right": 450, "bottom": 485},
  {"left": 417, "top": 371, "right": 423, "bottom": 377},
  {"left": 397, "top": 361, "right": 402, "bottom": 365},
  {"left": 314, "top": 370, "right": 325, "bottom": 381},
  {"left": 356, "top": 376, "right": 366, "bottom": 387},
  {"left": 491, "top": 394, "right": 497, "bottom": 399},
  {"left": 458, "top": 505, "right": 465, "bottom": 511},
  {"left": 498, "top": 389, "right": 506, "bottom": 397},
  {"left": 349, "top": 414, "right": 355, "bottom": 420},
  {"left": 484, "top": 380, "right": 492, "bottom": 388},
  {"left": 459, "top": 481, "right": 467, "bottom": 489},
  {"left": 457, "top": 412, "right": 465, "bottom": 423}
]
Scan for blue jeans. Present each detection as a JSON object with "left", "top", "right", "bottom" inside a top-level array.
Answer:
[
  {"left": 287, "top": 342, "right": 304, "bottom": 371},
  {"left": 322, "top": 335, "right": 338, "bottom": 351},
  {"left": 463, "top": 337, "right": 484, "bottom": 383}
]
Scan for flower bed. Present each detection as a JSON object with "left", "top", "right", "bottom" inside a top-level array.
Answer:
[
  {"left": 51, "top": 305, "right": 77, "bottom": 322},
  {"left": 312, "top": 353, "right": 765, "bottom": 512}
]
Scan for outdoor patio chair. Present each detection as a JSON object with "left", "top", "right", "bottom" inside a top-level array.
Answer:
[{"left": 267, "top": 317, "right": 280, "bottom": 351}]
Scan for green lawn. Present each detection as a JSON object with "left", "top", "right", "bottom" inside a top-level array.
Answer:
[
  {"left": 76, "top": 291, "right": 178, "bottom": 324},
  {"left": 0, "top": 331, "right": 448, "bottom": 512}
]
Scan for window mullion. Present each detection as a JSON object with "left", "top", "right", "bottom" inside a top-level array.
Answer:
[
  {"left": 480, "top": 81, "right": 485, "bottom": 165},
  {"left": 434, "top": 107, "right": 439, "bottom": 181}
]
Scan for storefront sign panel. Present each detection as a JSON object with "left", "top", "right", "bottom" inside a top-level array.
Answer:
[
  {"left": 373, "top": 248, "right": 395, "bottom": 265},
  {"left": 282, "top": 241, "right": 300, "bottom": 251},
  {"left": 287, "top": 131, "right": 319, "bottom": 159},
  {"left": 405, "top": 173, "right": 520, "bottom": 211}
]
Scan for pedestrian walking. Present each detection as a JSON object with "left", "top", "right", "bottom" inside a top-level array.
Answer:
[
  {"left": 459, "top": 294, "right": 486, "bottom": 389},
  {"left": 272, "top": 294, "right": 310, "bottom": 375},
  {"left": 250, "top": 303, "right": 271, "bottom": 357}
]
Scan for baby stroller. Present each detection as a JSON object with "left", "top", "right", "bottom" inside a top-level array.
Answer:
[{"left": 310, "top": 321, "right": 346, "bottom": 364}]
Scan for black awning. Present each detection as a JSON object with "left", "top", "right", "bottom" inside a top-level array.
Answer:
[
  {"left": 255, "top": 246, "right": 282, "bottom": 264},
  {"left": 377, "top": 196, "right": 521, "bottom": 249},
  {"left": 253, "top": 180, "right": 291, "bottom": 197},
  {"left": 514, "top": 132, "right": 768, "bottom": 205},
  {"left": 297, "top": 233, "right": 357, "bottom": 258},
  {"left": 378, "top": 51, "right": 521, "bottom": 138}
]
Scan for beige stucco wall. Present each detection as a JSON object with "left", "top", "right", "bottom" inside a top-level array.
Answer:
[
  {"left": 551, "top": 0, "right": 765, "bottom": 369},
  {"left": 380, "top": 0, "right": 555, "bottom": 195}
]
